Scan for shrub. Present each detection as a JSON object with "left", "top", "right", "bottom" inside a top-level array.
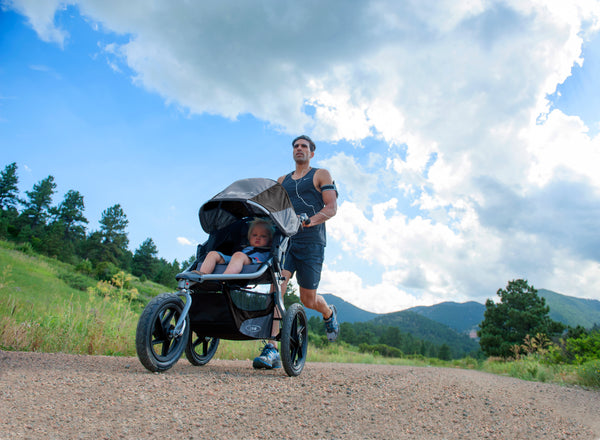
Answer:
[
  {"left": 576, "top": 360, "right": 600, "bottom": 389},
  {"left": 75, "top": 259, "right": 93, "bottom": 275},
  {"left": 566, "top": 331, "right": 600, "bottom": 364},
  {"left": 58, "top": 271, "right": 94, "bottom": 292},
  {"left": 359, "top": 343, "right": 403, "bottom": 358},
  {"left": 94, "top": 261, "right": 119, "bottom": 281}
]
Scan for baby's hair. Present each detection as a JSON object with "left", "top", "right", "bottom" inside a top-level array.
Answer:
[{"left": 248, "top": 218, "right": 275, "bottom": 244}]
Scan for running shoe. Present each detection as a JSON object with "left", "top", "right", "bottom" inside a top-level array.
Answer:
[
  {"left": 324, "top": 305, "right": 340, "bottom": 342},
  {"left": 252, "top": 342, "right": 281, "bottom": 369}
]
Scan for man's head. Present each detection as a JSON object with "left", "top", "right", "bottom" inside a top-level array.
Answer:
[
  {"left": 292, "top": 135, "right": 315, "bottom": 165},
  {"left": 292, "top": 135, "right": 316, "bottom": 152}
]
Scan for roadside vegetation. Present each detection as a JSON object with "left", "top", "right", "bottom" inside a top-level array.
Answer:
[
  {"left": 1, "top": 241, "right": 598, "bottom": 389},
  {"left": 1, "top": 162, "right": 598, "bottom": 388}
]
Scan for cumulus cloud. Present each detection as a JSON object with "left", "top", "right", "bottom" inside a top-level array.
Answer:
[
  {"left": 9, "top": 0, "right": 600, "bottom": 306},
  {"left": 4, "top": 0, "right": 68, "bottom": 46},
  {"left": 176, "top": 237, "right": 194, "bottom": 247}
]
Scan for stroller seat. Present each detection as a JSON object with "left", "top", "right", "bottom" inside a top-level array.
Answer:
[{"left": 176, "top": 216, "right": 279, "bottom": 288}]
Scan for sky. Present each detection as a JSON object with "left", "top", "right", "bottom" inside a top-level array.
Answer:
[{"left": 1, "top": 0, "right": 600, "bottom": 313}]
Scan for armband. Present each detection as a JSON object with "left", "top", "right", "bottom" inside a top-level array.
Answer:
[{"left": 321, "top": 181, "right": 338, "bottom": 198}]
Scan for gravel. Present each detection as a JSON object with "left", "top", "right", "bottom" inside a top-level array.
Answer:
[{"left": 1, "top": 350, "right": 599, "bottom": 439}]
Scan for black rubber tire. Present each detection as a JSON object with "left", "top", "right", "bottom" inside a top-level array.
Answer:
[
  {"left": 185, "top": 332, "right": 220, "bottom": 366},
  {"left": 280, "top": 303, "right": 308, "bottom": 377},
  {"left": 135, "top": 293, "right": 189, "bottom": 372}
]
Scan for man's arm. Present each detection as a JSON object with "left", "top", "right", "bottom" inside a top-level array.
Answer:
[{"left": 307, "top": 168, "right": 337, "bottom": 227}]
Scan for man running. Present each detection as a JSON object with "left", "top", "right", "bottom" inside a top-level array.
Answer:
[{"left": 253, "top": 135, "right": 340, "bottom": 369}]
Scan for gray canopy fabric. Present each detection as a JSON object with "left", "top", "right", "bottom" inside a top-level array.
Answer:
[{"left": 198, "top": 178, "right": 301, "bottom": 236}]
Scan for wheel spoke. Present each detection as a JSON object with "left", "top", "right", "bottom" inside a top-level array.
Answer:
[
  {"left": 161, "top": 309, "right": 176, "bottom": 329},
  {"left": 161, "top": 338, "right": 172, "bottom": 356}
]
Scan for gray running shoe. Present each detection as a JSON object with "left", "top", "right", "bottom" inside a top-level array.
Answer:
[
  {"left": 324, "top": 305, "right": 340, "bottom": 342},
  {"left": 252, "top": 342, "right": 281, "bottom": 369}
]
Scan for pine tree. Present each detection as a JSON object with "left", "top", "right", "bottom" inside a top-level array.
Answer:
[
  {"left": 478, "top": 279, "right": 563, "bottom": 357},
  {"left": 0, "top": 162, "right": 20, "bottom": 212},
  {"left": 19, "top": 176, "right": 56, "bottom": 230}
]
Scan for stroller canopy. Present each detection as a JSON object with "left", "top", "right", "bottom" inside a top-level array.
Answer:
[{"left": 199, "top": 178, "right": 301, "bottom": 237}]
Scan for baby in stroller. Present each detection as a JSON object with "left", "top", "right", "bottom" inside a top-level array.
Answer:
[{"left": 193, "top": 218, "right": 274, "bottom": 275}]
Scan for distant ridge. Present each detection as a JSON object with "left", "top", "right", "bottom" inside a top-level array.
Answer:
[
  {"left": 371, "top": 310, "right": 480, "bottom": 357},
  {"left": 538, "top": 289, "right": 600, "bottom": 329},
  {"left": 405, "top": 301, "right": 485, "bottom": 334},
  {"left": 304, "top": 294, "right": 381, "bottom": 323},
  {"left": 307, "top": 289, "right": 600, "bottom": 333}
]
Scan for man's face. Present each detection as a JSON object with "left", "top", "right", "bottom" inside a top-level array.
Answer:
[{"left": 292, "top": 139, "right": 314, "bottom": 164}]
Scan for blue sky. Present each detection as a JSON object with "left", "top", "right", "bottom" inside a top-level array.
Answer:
[{"left": 2, "top": 1, "right": 600, "bottom": 312}]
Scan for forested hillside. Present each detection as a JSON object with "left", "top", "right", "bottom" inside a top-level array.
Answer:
[
  {"left": 0, "top": 162, "right": 193, "bottom": 290},
  {"left": 406, "top": 301, "right": 485, "bottom": 334},
  {"left": 539, "top": 289, "right": 600, "bottom": 329}
]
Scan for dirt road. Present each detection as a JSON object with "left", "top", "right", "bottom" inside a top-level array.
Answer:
[{"left": 1, "top": 350, "right": 599, "bottom": 439}]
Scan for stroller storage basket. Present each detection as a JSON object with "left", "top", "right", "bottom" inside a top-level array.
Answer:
[{"left": 188, "top": 286, "right": 274, "bottom": 340}]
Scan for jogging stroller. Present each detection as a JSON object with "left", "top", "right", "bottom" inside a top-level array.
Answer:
[{"left": 135, "top": 178, "right": 308, "bottom": 376}]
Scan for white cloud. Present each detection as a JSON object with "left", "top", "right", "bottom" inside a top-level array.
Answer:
[
  {"left": 525, "top": 109, "right": 600, "bottom": 188},
  {"left": 5, "top": 0, "right": 68, "bottom": 46},
  {"left": 176, "top": 237, "right": 194, "bottom": 247},
  {"left": 318, "top": 153, "right": 378, "bottom": 210},
  {"left": 8, "top": 0, "right": 600, "bottom": 308}
]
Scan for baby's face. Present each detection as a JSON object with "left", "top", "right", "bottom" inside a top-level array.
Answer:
[{"left": 249, "top": 225, "right": 270, "bottom": 247}]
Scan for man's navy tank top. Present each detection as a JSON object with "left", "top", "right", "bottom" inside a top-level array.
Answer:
[{"left": 281, "top": 168, "right": 326, "bottom": 246}]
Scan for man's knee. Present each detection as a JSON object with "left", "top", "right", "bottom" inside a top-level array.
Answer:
[{"left": 299, "top": 289, "right": 318, "bottom": 309}]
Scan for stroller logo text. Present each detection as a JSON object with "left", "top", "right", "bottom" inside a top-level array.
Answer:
[{"left": 245, "top": 324, "right": 262, "bottom": 333}]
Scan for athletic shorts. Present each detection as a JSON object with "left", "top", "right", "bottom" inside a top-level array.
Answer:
[{"left": 283, "top": 242, "right": 324, "bottom": 290}]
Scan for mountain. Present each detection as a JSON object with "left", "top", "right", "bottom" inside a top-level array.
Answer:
[
  {"left": 371, "top": 310, "right": 480, "bottom": 356},
  {"left": 304, "top": 294, "right": 381, "bottom": 323},
  {"left": 406, "top": 301, "right": 485, "bottom": 334},
  {"left": 304, "top": 289, "right": 600, "bottom": 353},
  {"left": 538, "top": 289, "right": 600, "bottom": 329}
]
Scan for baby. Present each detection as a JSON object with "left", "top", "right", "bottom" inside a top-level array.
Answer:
[{"left": 196, "top": 218, "right": 273, "bottom": 275}]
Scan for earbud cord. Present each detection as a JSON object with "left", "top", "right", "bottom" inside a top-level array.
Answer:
[{"left": 294, "top": 167, "right": 330, "bottom": 219}]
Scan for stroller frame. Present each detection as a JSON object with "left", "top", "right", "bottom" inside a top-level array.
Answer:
[{"left": 135, "top": 178, "right": 308, "bottom": 377}]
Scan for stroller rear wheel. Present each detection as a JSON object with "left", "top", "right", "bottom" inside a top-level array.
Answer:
[
  {"left": 136, "top": 293, "right": 189, "bottom": 372},
  {"left": 280, "top": 303, "right": 308, "bottom": 377},
  {"left": 185, "top": 332, "right": 220, "bottom": 366}
]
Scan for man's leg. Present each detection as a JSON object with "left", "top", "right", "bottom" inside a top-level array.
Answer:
[{"left": 299, "top": 286, "right": 332, "bottom": 319}]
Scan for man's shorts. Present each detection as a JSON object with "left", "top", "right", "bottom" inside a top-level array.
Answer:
[{"left": 283, "top": 242, "right": 324, "bottom": 290}]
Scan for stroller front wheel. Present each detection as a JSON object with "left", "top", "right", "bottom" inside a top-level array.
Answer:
[
  {"left": 136, "top": 293, "right": 189, "bottom": 372},
  {"left": 280, "top": 303, "right": 308, "bottom": 377}
]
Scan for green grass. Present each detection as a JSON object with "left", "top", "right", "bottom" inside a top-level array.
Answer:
[
  {"left": 1, "top": 240, "right": 598, "bottom": 389},
  {"left": 0, "top": 241, "right": 167, "bottom": 355}
]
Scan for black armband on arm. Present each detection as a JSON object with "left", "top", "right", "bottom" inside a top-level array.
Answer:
[{"left": 321, "top": 181, "right": 338, "bottom": 198}]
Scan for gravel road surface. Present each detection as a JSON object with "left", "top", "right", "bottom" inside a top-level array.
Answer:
[{"left": 1, "top": 350, "right": 599, "bottom": 439}]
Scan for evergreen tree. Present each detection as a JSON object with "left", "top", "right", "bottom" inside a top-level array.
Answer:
[
  {"left": 478, "top": 279, "right": 563, "bottom": 357},
  {"left": 0, "top": 163, "right": 20, "bottom": 237},
  {"left": 51, "top": 190, "right": 88, "bottom": 242},
  {"left": 438, "top": 343, "right": 451, "bottom": 360},
  {"left": 132, "top": 238, "right": 159, "bottom": 278},
  {"left": 19, "top": 175, "right": 56, "bottom": 231},
  {"left": 153, "top": 258, "right": 181, "bottom": 288},
  {"left": 42, "top": 190, "right": 88, "bottom": 261},
  {"left": 88, "top": 204, "right": 129, "bottom": 266},
  {"left": 0, "top": 162, "right": 20, "bottom": 212}
]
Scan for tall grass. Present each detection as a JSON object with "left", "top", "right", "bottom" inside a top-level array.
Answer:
[
  {"left": 1, "top": 241, "right": 598, "bottom": 389},
  {"left": 0, "top": 242, "right": 163, "bottom": 355}
]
